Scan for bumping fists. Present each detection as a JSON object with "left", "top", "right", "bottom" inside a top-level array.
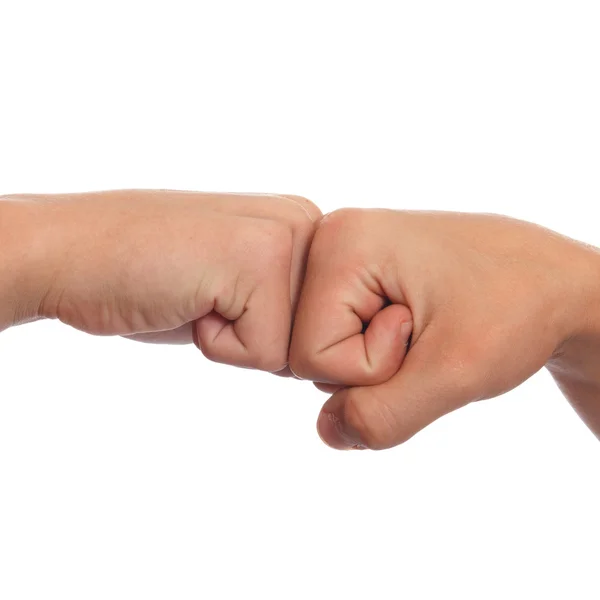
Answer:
[{"left": 3, "top": 191, "right": 598, "bottom": 449}]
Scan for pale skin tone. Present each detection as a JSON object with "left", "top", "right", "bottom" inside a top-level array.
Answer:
[
  {"left": 1, "top": 191, "right": 599, "bottom": 449},
  {"left": 289, "top": 209, "right": 600, "bottom": 448},
  {"left": 0, "top": 190, "right": 322, "bottom": 374}
]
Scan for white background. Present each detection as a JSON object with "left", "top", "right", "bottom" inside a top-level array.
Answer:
[{"left": 1, "top": 1, "right": 599, "bottom": 598}]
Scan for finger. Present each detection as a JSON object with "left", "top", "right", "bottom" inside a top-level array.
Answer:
[
  {"left": 123, "top": 323, "right": 194, "bottom": 344},
  {"left": 272, "top": 195, "right": 321, "bottom": 312},
  {"left": 194, "top": 311, "right": 252, "bottom": 365},
  {"left": 272, "top": 365, "right": 301, "bottom": 379},
  {"left": 306, "top": 304, "right": 413, "bottom": 384},
  {"left": 290, "top": 265, "right": 413, "bottom": 386},
  {"left": 194, "top": 241, "right": 292, "bottom": 372},
  {"left": 314, "top": 382, "right": 344, "bottom": 393},
  {"left": 155, "top": 190, "right": 320, "bottom": 313},
  {"left": 316, "top": 328, "right": 476, "bottom": 450},
  {"left": 198, "top": 192, "right": 322, "bottom": 226},
  {"left": 273, "top": 194, "right": 323, "bottom": 224},
  {"left": 209, "top": 193, "right": 319, "bottom": 313}
]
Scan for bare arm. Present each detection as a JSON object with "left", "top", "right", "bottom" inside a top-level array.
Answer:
[
  {"left": 0, "top": 190, "right": 321, "bottom": 373},
  {"left": 547, "top": 254, "right": 600, "bottom": 437},
  {"left": 0, "top": 196, "right": 54, "bottom": 330}
]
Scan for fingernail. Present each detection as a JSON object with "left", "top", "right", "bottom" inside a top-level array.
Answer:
[
  {"left": 317, "top": 410, "right": 367, "bottom": 450},
  {"left": 400, "top": 321, "right": 413, "bottom": 348}
]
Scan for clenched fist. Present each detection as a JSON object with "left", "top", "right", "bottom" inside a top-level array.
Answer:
[
  {"left": 0, "top": 190, "right": 321, "bottom": 372},
  {"left": 290, "top": 209, "right": 600, "bottom": 449}
]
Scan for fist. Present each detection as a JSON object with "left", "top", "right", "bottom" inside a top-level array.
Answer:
[
  {"left": 20, "top": 190, "right": 321, "bottom": 372},
  {"left": 290, "top": 209, "right": 587, "bottom": 450}
]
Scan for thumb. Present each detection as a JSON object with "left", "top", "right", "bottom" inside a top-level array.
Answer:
[
  {"left": 316, "top": 329, "right": 476, "bottom": 450},
  {"left": 290, "top": 276, "right": 415, "bottom": 385},
  {"left": 293, "top": 303, "right": 414, "bottom": 386}
]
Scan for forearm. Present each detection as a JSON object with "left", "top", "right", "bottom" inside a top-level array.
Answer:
[
  {"left": 547, "top": 244, "right": 600, "bottom": 436},
  {"left": 0, "top": 197, "right": 58, "bottom": 331}
]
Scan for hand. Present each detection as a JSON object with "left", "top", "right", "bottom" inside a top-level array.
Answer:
[
  {"left": 0, "top": 190, "right": 321, "bottom": 372},
  {"left": 290, "top": 208, "right": 600, "bottom": 449}
]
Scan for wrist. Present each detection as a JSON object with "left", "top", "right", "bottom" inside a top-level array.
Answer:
[
  {"left": 547, "top": 242, "right": 600, "bottom": 386},
  {"left": 0, "top": 196, "right": 64, "bottom": 329}
]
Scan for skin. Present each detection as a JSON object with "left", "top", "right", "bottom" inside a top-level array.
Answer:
[
  {"left": 0, "top": 190, "right": 321, "bottom": 373},
  {"left": 1, "top": 193, "right": 599, "bottom": 450},
  {"left": 289, "top": 208, "right": 600, "bottom": 449}
]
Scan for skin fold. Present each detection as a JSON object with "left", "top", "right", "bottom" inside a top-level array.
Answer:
[{"left": 1, "top": 192, "right": 599, "bottom": 449}]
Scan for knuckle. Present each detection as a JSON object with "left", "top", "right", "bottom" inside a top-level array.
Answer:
[
  {"left": 199, "top": 344, "right": 221, "bottom": 364},
  {"left": 308, "top": 208, "right": 368, "bottom": 259},
  {"left": 288, "top": 335, "right": 334, "bottom": 382},
  {"left": 288, "top": 208, "right": 320, "bottom": 248},
  {"left": 315, "top": 208, "right": 374, "bottom": 250},
  {"left": 254, "top": 353, "right": 288, "bottom": 373},
  {"left": 288, "top": 344, "right": 318, "bottom": 380},
  {"left": 344, "top": 389, "right": 398, "bottom": 450},
  {"left": 319, "top": 207, "right": 365, "bottom": 230},
  {"left": 276, "top": 194, "right": 323, "bottom": 223},
  {"left": 250, "top": 340, "right": 290, "bottom": 373},
  {"left": 196, "top": 335, "right": 225, "bottom": 365}
]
